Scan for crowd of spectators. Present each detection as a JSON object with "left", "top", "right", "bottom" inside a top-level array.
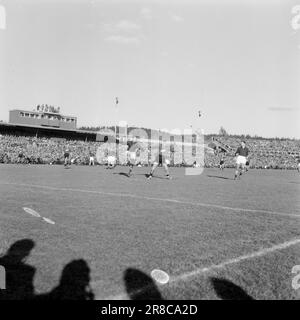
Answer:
[
  {"left": 205, "top": 136, "right": 300, "bottom": 169},
  {"left": 0, "top": 133, "right": 299, "bottom": 169},
  {"left": 0, "top": 135, "right": 102, "bottom": 165}
]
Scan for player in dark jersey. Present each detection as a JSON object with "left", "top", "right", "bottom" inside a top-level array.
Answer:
[
  {"left": 214, "top": 146, "right": 226, "bottom": 170},
  {"left": 147, "top": 149, "right": 171, "bottom": 180},
  {"left": 126, "top": 137, "right": 145, "bottom": 177},
  {"left": 17, "top": 150, "right": 24, "bottom": 164},
  {"left": 234, "top": 141, "right": 250, "bottom": 180},
  {"left": 219, "top": 157, "right": 225, "bottom": 170}
]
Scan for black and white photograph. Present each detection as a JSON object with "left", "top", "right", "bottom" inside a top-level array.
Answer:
[{"left": 0, "top": 0, "right": 299, "bottom": 306}]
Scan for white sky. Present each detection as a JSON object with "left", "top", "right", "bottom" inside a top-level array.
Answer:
[{"left": 0, "top": 0, "right": 299, "bottom": 138}]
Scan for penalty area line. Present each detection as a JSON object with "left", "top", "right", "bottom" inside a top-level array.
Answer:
[
  {"left": 170, "top": 237, "right": 300, "bottom": 283},
  {"left": 101, "top": 237, "right": 300, "bottom": 300},
  {"left": 1, "top": 182, "right": 300, "bottom": 219}
]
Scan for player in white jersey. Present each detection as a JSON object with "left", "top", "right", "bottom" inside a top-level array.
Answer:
[{"left": 64, "top": 146, "right": 71, "bottom": 168}]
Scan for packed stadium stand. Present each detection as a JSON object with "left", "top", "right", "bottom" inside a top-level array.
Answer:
[
  {"left": 1, "top": 127, "right": 299, "bottom": 169},
  {"left": 0, "top": 108, "right": 299, "bottom": 168}
]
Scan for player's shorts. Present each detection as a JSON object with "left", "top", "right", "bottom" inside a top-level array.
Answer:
[
  {"left": 107, "top": 156, "right": 116, "bottom": 165},
  {"left": 220, "top": 160, "right": 224, "bottom": 165},
  {"left": 236, "top": 155, "right": 247, "bottom": 165},
  {"left": 89, "top": 156, "right": 94, "bottom": 162},
  {"left": 64, "top": 153, "right": 70, "bottom": 158},
  {"left": 127, "top": 152, "right": 136, "bottom": 165}
]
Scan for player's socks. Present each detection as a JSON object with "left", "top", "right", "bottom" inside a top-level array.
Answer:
[{"left": 234, "top": 171, "right": 238, "bottom": 180}]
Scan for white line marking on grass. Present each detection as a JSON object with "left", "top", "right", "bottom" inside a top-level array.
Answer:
[
  {"left": 2, "top": 182, "right": 299, "bottom": 219},
  {"left": 170, "top": 238, "right": 300, "bottom": 283},
  {"left": 102, "top": 238, "right": 300, "bottom": 300},
  {"left": 42, "top": 217, "right": 55, "bottom": 225},
  {"left": 23, "top": 207, "right": 41, "bottom": 217},
  {"left": 22, "top": 207, "right": 54, "bottom": 225}
]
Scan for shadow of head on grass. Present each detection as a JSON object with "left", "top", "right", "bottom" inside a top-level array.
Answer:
[
  {"left": 0, "top": 239, "right": 35, "bottom": 300},
  {"left": 0, "top": 239, "right": 94, "bottom": 300},
  {"left": 211, "top": 277, "right": 254, "bottom": 300},
  {"left": 40, "top": 259, "right": 94, "bottom": 300},
  {"left": 124, "top": 268, "right": 163, "bottom": 300}
]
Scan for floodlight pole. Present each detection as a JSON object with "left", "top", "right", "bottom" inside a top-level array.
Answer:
[{"left": 114, "top": 98, "right": 118, "bottom": 139}]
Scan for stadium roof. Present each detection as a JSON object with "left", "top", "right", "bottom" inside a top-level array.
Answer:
[
  {"left": 10, "top": 108, "right": 76, "bottom": 118},
  {"left": 0, "top": 122, "right": 98, "bottom": 135}
]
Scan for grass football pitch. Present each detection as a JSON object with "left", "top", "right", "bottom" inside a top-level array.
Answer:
[{"left": 0, "top": 164, "right": 299, "bottom": 300}]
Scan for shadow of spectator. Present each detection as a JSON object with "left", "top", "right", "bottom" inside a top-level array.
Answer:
[
  {"left": 0, "top": 239, "right": 35, "bottom": 300},
  {"left": 40, "top": 259, "right": 94, "bottom": 300},
  {"left": 124, "top": 268, "right": 163, "bottom": 300},
  {"left": 211, "top": 277, "right": 254, "bottom": 300}
]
